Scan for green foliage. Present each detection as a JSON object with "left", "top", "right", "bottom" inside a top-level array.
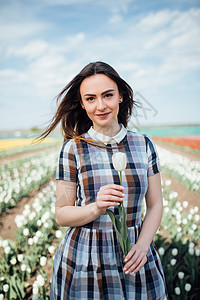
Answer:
[{"left": 154, "top": 235, "right": 200, "bottom": 300}]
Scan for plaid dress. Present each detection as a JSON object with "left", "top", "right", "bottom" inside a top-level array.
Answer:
[{"left": 50, "top": 130, "right": 168, "bottom": 300}]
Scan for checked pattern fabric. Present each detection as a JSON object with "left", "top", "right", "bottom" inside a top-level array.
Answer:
[{"left": 50, "top": 131, "right": 168, "bottom": 300}]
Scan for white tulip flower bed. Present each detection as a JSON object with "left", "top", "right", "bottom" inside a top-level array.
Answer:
[
  {"left": 0, "top": 178, "right": 199, "bottom": 299},
  {"left": 0, "top": 143, "right": 199, "bottom": 299},
  {"left": 0, "top": 149, "right": 58, "bottom": 213},
  {"left": 156, "top": 145, "right": 200, "bottom": 193},
  {"left": 0, "top": 181, "right": 65, "bottom": 300},
  {"left": 154, "top": 180, "right": 200, "bottom": 299}
]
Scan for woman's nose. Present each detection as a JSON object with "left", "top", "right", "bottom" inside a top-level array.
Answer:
[{"left": 97, "top": 98, "right": 106, "bottom": 110}]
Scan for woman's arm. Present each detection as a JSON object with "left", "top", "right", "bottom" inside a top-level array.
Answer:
[
  {"left": 123, "top": 172, "right": 163, "bottom": 275},
  {"left": 55, "top": 180, "right": 124, "bottom": 227}
]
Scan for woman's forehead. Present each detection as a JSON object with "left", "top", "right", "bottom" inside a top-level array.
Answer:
[{"left": 80, "top": 74, "right": 117, "bottom": 94}]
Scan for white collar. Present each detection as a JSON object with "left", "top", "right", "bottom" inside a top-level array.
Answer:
[{"left": 88, "top": 124, "right": 127, "bottom": 145}]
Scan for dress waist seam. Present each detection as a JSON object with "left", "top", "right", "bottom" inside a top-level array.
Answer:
[{"left": 80, "top": 220, "right": 142, "bottom": 231}]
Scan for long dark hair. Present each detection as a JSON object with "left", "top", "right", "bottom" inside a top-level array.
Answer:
[{"left": 39, "top": 61, "right": 134, "bottom": 141}]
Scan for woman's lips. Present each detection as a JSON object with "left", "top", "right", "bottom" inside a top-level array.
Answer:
[{"left": 96, "top": 112, "right": 110, "bottom": 118}]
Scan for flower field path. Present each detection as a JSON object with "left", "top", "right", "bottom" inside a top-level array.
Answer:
[
  {"left": 0, "top": 145, "right": 59, "bottom": 166},
  {"left": 0, "top": 180, "right": 55, "bottom": 241},
  {"left": 161, "top": 172, "right": 200, "bottom": 210}
]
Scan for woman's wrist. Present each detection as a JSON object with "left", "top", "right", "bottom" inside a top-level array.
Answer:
[
  {"left": 135, "top": 240, "right": 150, "bottom": 255},
  {"left": 90, "top": 202, "right": 103, "bottom": 218}
]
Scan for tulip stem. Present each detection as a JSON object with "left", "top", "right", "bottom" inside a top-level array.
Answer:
[{"left": 119, "top": 171, "right": 124, "bottom": 210}]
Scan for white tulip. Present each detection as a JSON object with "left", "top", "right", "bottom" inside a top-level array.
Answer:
[
  {"left": 189, "top": 230, "right": 194, "bottom": 235},
  {"left": 182, "top": 218, "right": 187, "bottom": 225},
  {"left": 183, "top": 201, "right": 188, "bottom": 208},
  {"left": 23, "top": 228, "right": 29, "bottom": 236},
  {"left": 33, "top": 236, "right": 38, "bottom": 244},
  {"left": 185, "top": 283, "right": 191, "bottom": 292},
  {"left": 10, "top": 257, "right": 17, "bottom": 265},
  {"left": 4, "top": 246, "right": 11, "bottom": 254},
  {"left": 177, "top": 227, "right": 182, "bottom": 232},
  {"left": 37, "top": 220, "right": 42, "bottom": 226},
  {"left": 172, "top": 248, "right": 178, "bottom": 256},
  {"left": 36, "top": 231, "right": 43, "bottom": 238},
  {"left": 189, "top": 242, "right": 195, "bottom": 249},
  {"left": 36, "top": 274, "right": 45, "bottom": 287},
  {"left": 188, "top": 248, "right": 194, "bottom": 255},
  {"left": 21, "top": 264, "right": 26, "bottom": 271},
  {"left": 28, "top": 238, "right": 33, "bottom": 246},
  {"left": 175, "top": 287, "right": 181, "bottom": 295},
  {"left": 55, "top": 230, "right": 62, "bottom": 239},
  {"left": 2, "top": 240, "right": 8, "bottom": 248},
  {"left": 0, "top": 293, "right": 4, "bottom": 300},
  {"left": 112, "top": 152, "right": 127, "bottom": 172},
  {"left": 158, "top": 247, "right": 165, "bottom": 256},
  {"left": 24, "top": 204, "right": 30, "bottom": 210},
  {"left": 189, "top": 208, "right": 195, "bottom": 215},
  {"left": 48, "top": 245, "right": 55, "bottom": 254},
  {"left": 165, "top": 179, "right": 171, "bottom": 186},
  {"left": 29, "top": 211, "right": 36, "bottom": 221},
  {"left": 192, "top": 224, "right": 197, "bottom": 230},
  {"left": 44, "top": 222, "right": 49, "bottom": 228},
  {"left": 195, "top": 249, "right": 200, "bottom": 256},
  {"left": 33, "top": 286, "right": 39, "bottom": 295},
  {"left": 170, "top": 259, "right": 177, "bottom": 266},
  {"left": 3, "top": 284, "right": 9, "bottom": 292},
  {"left": 17, "top": 254, "right": 24, "bottom": 262},
  {"left": 40, "top": 256, "right": 47, "bottom": 266},
  {"left": 164, "top": 207, "right": 169, "bottom": 213},
  {"left": 178, "top": 271, "right": 184, "bottom": 279}
]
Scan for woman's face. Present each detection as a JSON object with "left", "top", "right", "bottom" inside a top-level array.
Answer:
[{"left": 80, "top": 74, "right": 123, "bottom": 134}]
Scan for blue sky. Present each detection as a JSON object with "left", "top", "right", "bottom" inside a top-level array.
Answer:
[{"left": 0, "top": 0, "right": 200, "bottom": 130}]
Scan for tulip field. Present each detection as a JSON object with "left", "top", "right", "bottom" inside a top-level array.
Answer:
[{"left": 0, "top": 136, "right": 200, "bottom": 299}]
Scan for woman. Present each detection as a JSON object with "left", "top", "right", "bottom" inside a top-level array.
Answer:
[{"left": 42, "top": 61, "right": 168, "bottom": 299}]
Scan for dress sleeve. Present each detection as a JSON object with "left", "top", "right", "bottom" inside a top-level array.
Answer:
[
  {"left": 56, "top": 140, "right": 77, "bottom": 182},
  {"left": 144, "top": 135, "right": 161, "bottom": 177}
]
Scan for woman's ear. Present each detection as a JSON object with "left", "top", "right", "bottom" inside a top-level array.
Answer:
[
  {"left": 80, "top": 101, "right": 85, "bottom": 109},
  {"left": 119, "top": 94, "right": 123, "bottom": 103}
]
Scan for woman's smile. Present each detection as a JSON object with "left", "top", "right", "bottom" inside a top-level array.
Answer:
[{"left": 95, "top": 112, "right": 111, "bottom": 118}]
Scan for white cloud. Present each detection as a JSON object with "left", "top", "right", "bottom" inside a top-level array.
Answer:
[
  {"left": 0, "top": 4, "right": 200, "bottom": 129},
  {"left": 7, "top": 39, "right": 48, "bottom": 60},
  {"left": 109, "top": 14, "right": 123, "bottom": 24},
  {"left": 0, "top": 69, "right": 27, "bottom": 84}
]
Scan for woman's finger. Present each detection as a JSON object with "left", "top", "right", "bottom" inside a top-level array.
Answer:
[
  {"left": 100, "top": 184, "right": 124, "bottom": 191},
  {"left": 130, "top": 256, "right": 147, "bottom": 275}
]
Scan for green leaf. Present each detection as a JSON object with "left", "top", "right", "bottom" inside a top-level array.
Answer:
[
  {"left": 107, "top": 209, "right": 125, "bottom": 254},
  {"left": 107, "top": 209, "right": 122, "bottom": 233},
  {"left": 125, "top": 236, "right": 131, "bottom": 256}
]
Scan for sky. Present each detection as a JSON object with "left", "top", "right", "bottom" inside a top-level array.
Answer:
[{"left": 0, "top": 0, "right": 200, "bottom": 131}]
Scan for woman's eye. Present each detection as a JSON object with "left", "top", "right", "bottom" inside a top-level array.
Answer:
[
  {"left": 105, "top": 93, "right": 113, "bottom": 98},
  {"left": 86, "top": 97, "right": 94, "bottom": 101}
]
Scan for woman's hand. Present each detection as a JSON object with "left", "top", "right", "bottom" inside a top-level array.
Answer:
[
  {"left": 96, "top": 184, "right": 125, "bottom": 215},
  {"left": 123, "top": 244, "right": 147, "bottom": 275}
]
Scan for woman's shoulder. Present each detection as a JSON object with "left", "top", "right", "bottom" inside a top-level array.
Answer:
[
  {"left": 59, "top": 138, "right": 78, "bottom": 155},
  {"left": 126, "top": 130, "right": 156, "bottom": 150}
]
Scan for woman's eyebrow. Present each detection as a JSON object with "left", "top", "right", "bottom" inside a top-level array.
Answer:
[{"left": 83, "top": 89, "right": 115, "bottom": 97}]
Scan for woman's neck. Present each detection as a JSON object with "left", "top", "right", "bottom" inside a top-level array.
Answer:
[{"left": 92, "top": 124, "right": 121, "bottom": 137}]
